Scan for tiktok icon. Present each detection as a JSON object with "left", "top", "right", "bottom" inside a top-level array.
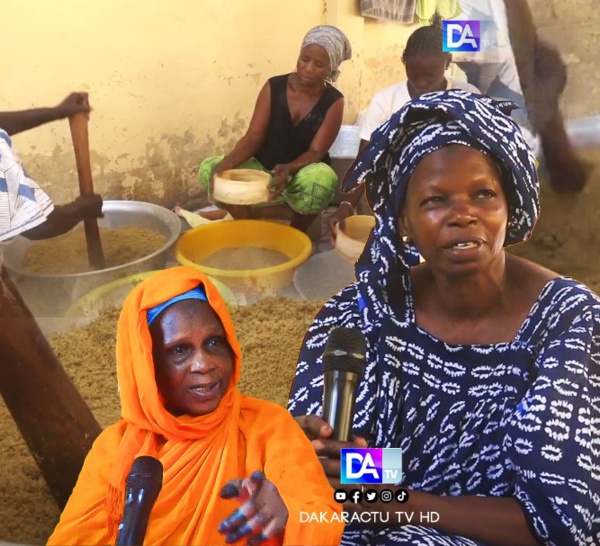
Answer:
[{"left": 395, "top": 489, "right": 409, "bottom": 503}]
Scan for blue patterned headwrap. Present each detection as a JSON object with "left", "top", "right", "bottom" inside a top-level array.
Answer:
[
  {"left": 147, "top": 286, "right": 208, "bottom": 326},
  {"left": 343, "top": 90, "right": 539, "bottom": 281}
]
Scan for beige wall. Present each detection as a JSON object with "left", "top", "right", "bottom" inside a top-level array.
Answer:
[
  {"left": 3, "top": 0, "right": 414, "bottom": 207},
  {"left": 327, "top": 0, "right": 417, "bottom": 121},
  {"left": 530, "top": 0, "right": 600, "bottom": 120}
]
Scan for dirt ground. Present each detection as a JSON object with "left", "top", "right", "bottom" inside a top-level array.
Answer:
[{"left": 509, "top": 150, "right": 600, "bottom": 292}]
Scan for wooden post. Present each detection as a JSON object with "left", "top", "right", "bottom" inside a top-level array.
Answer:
[
  {"left": 68, "top": 112, "right": 106, "bottom": 269},
  {"left": 0, "top": 269, "right": 102, "bottom": 508}
]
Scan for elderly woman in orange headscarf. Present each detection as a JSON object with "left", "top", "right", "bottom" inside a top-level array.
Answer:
[{"left": 47, "top": 266, "right": 343, "bottom": 546}]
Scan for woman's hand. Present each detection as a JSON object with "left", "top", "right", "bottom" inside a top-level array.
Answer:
[
  {"left": 294, "top": 415, "right": 368, "bottom": 480},
  {"left": 209, "top": 157, "right": 235, "bottom": 200},
  {"left": 269, "top": 164, "right": 289, "bottom": 201},
  {"left": 71, "top": 194, "right": 104, "bottom": 220},
  {"left": 213, "top": 157, "right": 235, "bottom": 177},
  {"left": 55, "top": 92, "right": 91, "bottom": 119},
  {"left": 327, "top": 203, "right": 354, "bottom": 245},
  {"left": 25, "top": 193, "right": 103, "bottom": 240},
  {"left": 218, "top": 470, "right": 288, "bottom": 545}
]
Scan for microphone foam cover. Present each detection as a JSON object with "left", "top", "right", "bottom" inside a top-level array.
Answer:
[
  {"left": 126, "top": 456, "right": 164, "bottom": 493},
  {"left": 323, "top": 327, "right": 366, "bottom": 376}
]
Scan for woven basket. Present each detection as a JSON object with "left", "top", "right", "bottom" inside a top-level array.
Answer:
[
  {"left": 213, "top": 169, "right": 271, "bottom": 205},
  {"left": 335, "top": 215, "right": 376, "bottom": 263}
]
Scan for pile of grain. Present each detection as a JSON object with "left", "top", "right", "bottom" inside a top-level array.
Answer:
[
  {"left": 201, "top": 247, "right": 289, "bottom": 271},
  {"left": 22, "top": 226, "right": 165, "bottom": 274},
  {"left": 0, "top": 297, "right": 324, "bottom": 544}
]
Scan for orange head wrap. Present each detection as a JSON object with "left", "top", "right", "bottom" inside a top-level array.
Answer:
[{"left": 107, "top": 266, "right": 244, "bottom": 540}]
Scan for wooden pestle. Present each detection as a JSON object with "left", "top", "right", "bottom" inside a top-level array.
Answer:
[
  {"left": 68, "top": 112, "right": 105, "bottom": 269},
  {"left": 0, "top": 270, "right": 102, "bottom": 508}
]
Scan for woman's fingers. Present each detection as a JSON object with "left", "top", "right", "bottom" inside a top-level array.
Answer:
[
  {"left": 269, "top": 165, "right": 289, "bottom": 201},
  {"left": 218, "top": 470, "right": 288, "bottom": 544},
  {"left": 226, "top": 510, "right": 272, "bottom": 543},
  {"left": 318, "top": 455, "right": 341, "bottom": 477},
  {"left": 247, "top": 532, "right": 269, "bottom": 545},
  {"left": 268, "top": 177, "right": 286, "bottom": 200},
  {"left": 219, "top": 471, "right": 267, "bottom": 539},
  {"left": 259, "top": 516, "right": 285, "bottom": 542},
  {"left": 218, "top": 496, "right": 258, "bottom": 536},
  {"left": 313, "top": 435, "right": 367, "bottom": 458},
  {"left": 220, "top": 480, "right": 241, "bottom": 500},
  {"left": 295, "top": 415, "right": 332, "bottom": 441},
  {"left": 245, "top": 470, "right": 266, "bottom": 497},
  {"left": 313, "top": 436, "right": 368, "bottom": 477},
  {"left": 244, "top": 516, "right": 285, "bottom": 545}
]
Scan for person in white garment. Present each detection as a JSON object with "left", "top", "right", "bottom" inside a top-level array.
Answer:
[
  {"left": 328, "top": 13, "right": 480, "bottom": 231},
  {"left": 0, "top": 93, "right": 103, "bottom": 265}
]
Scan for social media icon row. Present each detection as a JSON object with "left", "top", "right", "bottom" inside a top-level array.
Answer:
[{"left": 334, "top": 488, "right": 409, "bottom": 504}]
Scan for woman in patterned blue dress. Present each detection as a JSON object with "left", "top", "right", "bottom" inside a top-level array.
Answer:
[{"left": 287, "top": 90, "right": 600, "bottom": 545}]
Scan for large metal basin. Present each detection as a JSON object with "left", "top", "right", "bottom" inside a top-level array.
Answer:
[{"left": 1, "top": 200, "right": 181, "bottom": 318}]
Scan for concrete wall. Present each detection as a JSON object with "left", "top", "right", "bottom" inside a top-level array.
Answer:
[
  {"left": 3, "top": 0, "right": 414, "bottom": 208},
  {"left": 326, "top": 0, "right": 416, "bottom": 120},
  {"left": 530, "top": 0, "right": 600, "bottom": 120}
]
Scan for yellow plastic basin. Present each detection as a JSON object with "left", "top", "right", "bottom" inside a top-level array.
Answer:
[{"left": 175, "top": 220, "right": 312, "bottom": 301}]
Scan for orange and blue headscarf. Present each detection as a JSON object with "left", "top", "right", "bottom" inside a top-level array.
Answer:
[{"left": 147, "top": 286, "right": 208, "bottom": 326}]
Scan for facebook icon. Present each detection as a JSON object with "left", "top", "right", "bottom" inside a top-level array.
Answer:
[
  {"left": 341, "top": 448, "right": 403, "bottom": 485},
  {"left": 442, "top": 20, "right": 481, "bottom": 52}
]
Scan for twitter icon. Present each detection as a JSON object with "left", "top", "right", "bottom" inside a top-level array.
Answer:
[{"left": 364, "top": 489, "right": 378, "bottom": 503}]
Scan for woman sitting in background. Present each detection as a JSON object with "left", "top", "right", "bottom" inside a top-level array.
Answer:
[
  {"left": 328, "top": 13, "right": 480, "bottom": 231},
  {"left": 289, "top": 91, "right": 600, "bottom": 545},
  {"left": 198, "top": 25, "right": 352, "bottom": 233},
  {"left": 48, "top": 267, "right": 343, "bottom": 546}
]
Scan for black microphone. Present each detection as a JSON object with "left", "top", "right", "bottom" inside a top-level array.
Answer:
[
  {"left": 322, "top": 327, "right": 367, "bottom": 442},
  {"left": 116, "top": 456, "right": 164, "bottom": 546}
]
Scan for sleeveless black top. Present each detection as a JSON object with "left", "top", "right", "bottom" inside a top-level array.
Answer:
[{"left": 255, "top": 74, "right": 343, "bottom": 170}]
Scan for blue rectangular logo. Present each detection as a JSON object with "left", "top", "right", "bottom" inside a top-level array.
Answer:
[
  {"left": 340, "top": 448, "right": 403, "bottom": 484},
  {"left": 443, "top": 20, "right": 481, "bottom": 52}
]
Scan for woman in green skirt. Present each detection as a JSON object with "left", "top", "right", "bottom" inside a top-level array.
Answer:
[{"left": 198, "top": 25, "right": 351, "bottom": 233}]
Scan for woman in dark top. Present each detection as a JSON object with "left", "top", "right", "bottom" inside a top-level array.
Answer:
[{"left": 198, "top": 25, "right": 352, "bottom": 232}]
